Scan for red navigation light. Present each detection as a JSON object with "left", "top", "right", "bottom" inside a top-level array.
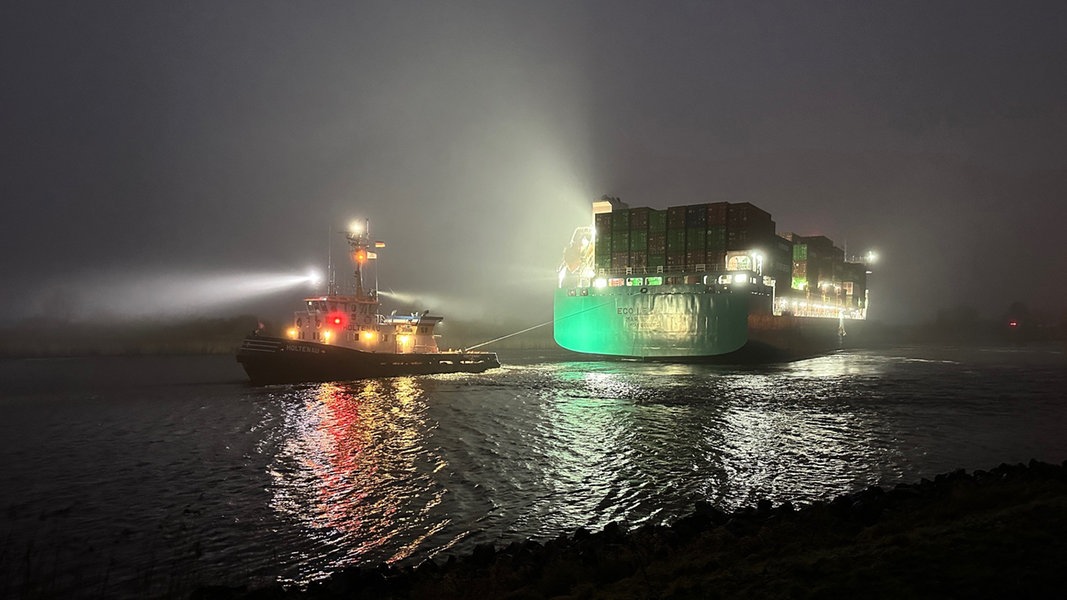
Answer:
[
  {"left": 326, "top": 311, "right": 348, "bottom": 329},
  {"left": 1009, "top": 320, "right": 1018, "bottom": 328}
]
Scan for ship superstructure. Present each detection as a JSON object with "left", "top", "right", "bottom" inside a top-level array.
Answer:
[
  {"left": 284, "top": 221, "right": 443, "bottom": 354},
  {"left": 553, "top": 196, "right": 871, "bottom": 360}
]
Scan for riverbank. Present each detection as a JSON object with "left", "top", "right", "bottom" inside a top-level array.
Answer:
[{"left": 193, "top": 460, "right": 1067, "bottom": 599}]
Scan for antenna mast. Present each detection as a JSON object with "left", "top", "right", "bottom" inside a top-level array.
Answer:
[
  {"left": 346, "top": 219, "right": 371, "bottom": 298},
  {"left": 327, "top": 224, "right": 335, "bottom": 294}
]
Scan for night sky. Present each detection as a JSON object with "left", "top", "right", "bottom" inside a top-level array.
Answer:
[{"left": 3, "top": 1, "right": 1065, "bottom": 327}]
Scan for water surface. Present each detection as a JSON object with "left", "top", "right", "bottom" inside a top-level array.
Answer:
[{"left": 1, "top": 345, "right": 1064, "bottom": 597}]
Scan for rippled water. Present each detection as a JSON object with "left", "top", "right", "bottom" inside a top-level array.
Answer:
[{"left": 1, "top": 345, "right": 1065, "bottom": 597}]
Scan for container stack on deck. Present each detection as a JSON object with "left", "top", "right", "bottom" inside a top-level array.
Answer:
[
  {"left": 785, "top": 234, "right": 867, "bottom": 309},
  {"left": 595, "top": 201, "right": 783, "bottom": 275},
  {"left": 592, "top": 198, "right": 867, "bottom": 309}
]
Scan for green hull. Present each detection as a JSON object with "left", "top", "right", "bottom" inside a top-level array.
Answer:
[{"left": 553, "top": 286, "right": 751, "bottom": 358}]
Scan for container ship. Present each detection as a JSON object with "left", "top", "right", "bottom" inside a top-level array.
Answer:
[
  {"left": 237, "top": 221, "right": 499, "bottom": 385},
  {"left": 553, "top": 197, "right": 871, "bottom": 361}
]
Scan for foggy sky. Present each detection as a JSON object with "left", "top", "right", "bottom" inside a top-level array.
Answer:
[{"left": 3, "top": 1, "right": 1065, "bottom": 327}]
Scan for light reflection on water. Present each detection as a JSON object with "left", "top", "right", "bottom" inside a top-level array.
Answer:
[
  {"left": 4, "top": 347, "right": 1064, "bottom": 596},
  {"left": 267, "top": 377, "right": 450, "bottom": 582},
  {"left": 246, "top": 347, "right": 1067, "bottom": 586}
]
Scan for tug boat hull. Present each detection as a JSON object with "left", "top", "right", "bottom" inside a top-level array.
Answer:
[{"left": 237, "top": 336, "right": 500, "bottom": 385}]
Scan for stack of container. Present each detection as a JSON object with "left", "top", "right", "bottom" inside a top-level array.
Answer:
[
  {"left": 666, "top": 206, "right": 686, "bottom": 269},
  {"left": 588, "top": 197, "right": 868, "bottom": 308},
  {"left": 789, "top": 235, "right": 855, "bottom": 299},
  {"left": 767, "top": 234, "right": 794, "bottom": 287},
  {"left": 647, "top": 209, "right": 667, "bottom": 270},
  {"left": 840, "top": 262, "right": 868, "bottom": 308},
  {"left": 725, "top": 203, "right": 775, "bottom": 251},
  {"left": 593, "top": 201, "right": 796, "bottom": 276},
  {"left": 611, "top": 210, "right": 630, "bottom": 270},
  {"left": 594, "top": 211, "right": 613, "bottom": 272}
]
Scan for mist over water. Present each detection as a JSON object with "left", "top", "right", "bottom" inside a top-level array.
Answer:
[
  {"left": 6, "top": 3, "right": 1067, "bottom": 327},
  {"left": 30, "top": 270, "right": 321, "bottom": 321},
  {"left": 2, "top": 345, "right": 1065, "bottom": 597}
]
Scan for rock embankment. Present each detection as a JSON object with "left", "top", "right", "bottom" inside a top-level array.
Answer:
[{"left": 195, "top": 460, "right": 1067, "bottom": 599}]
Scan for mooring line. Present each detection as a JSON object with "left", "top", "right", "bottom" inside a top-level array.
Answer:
[{"left": 464, "top": 300, "right": 614, "bottom": 352}]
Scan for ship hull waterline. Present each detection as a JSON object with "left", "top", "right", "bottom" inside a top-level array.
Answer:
[
  {"left": 236, "top": 336, "right": 500, "bottom": 385},
  {"left": 552, "top": 288, "right": 862, "bottom": 364}
]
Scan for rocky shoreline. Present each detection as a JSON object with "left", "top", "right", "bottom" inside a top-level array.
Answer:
[{"left": 194, "top": 460, "right": 1067, "bottom": 599}]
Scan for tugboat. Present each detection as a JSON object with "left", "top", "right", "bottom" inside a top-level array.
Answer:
[{"left": 237, "top": 220, "right": 499, "bottom": 385}]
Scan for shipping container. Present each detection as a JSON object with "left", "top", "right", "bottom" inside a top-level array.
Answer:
[
  {"left": 768, "top": 243, "right": 792, "bottom": 284},
  {"left": 629, "top": 230, "right": 648, "bottom": 252},
  {"left": 667, "top": 229, "right": 687, "bottom": 253},
  {"left": 727, "top": 202, "right": 772, "bottom": 227},
  {"left": 707, "top": 202, "right": 728, "bottom": 226},
  {"left": 686, "top": 204, "right": 708, "bottom": 228},
  {"left": 596, "top": 231, "right": 612, "bottom": 250},
  {"left": 629, "top": 207, "right": 650, "bottom": 230},
  {"left": 612, "top": 209, "right": 630, "bottom": 231},
  {"left": 611, "top": 252, "right": 630, "bottom": 269},
  {"left": 686, "top": 227, "right": 706, "bottom": 251},
  {"left": 666, "top": 252, "right": 686, "bottom": 268},
  {"left": 648, "top": 232, "right": 666, "bottom": 255},
  {"left": 793, "top": 244, "right": 807, "bottom": 261},
  {"left": 667, "top": 206, "right": 687, "bottom": 229},
  {"left": 707, "top": 225, "right": 727, "bottom": 251},
  {"left": 611, "top": 230, "right": 630, "bottom": 253},
  {"left": 686, "top": 251, "right": 708, "bottom": 267},
  {"left": 649, "top": 209, "right": 668, "bottom": 232},
  {"left": 648, "top": 254, "right": 666, "bottom": 269},
  {"left": 772, "top": 234, "right": 793, "bottom": 254},
  {"left": 595, "top": 212, "right": 612, "bottom": 237},
  {"left": 726, "top": 221, "right": 776, "bottom": 251},
  {"left": 791, "top": 235, "right": 835, "bottom": 259},
  {"left": 630, "top": 253, "right": 648, "bottom": 269},
  {"left": 726, "top": 230, "right": 748, "bottom": 251}
]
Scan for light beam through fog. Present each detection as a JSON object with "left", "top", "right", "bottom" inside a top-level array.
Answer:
[
  {"left": 376, "top": 289, "right": 488, "bottom": 322},
  {"left": 33, "top": 270, "right": 322, "bottom": 321},
  {"left": 3, "top": 3, "right": 1066, "bottom": 328}
]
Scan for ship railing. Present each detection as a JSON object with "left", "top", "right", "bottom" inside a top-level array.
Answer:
[
  {"left": 595, "top": 264, "right": 723, "bottom": 277},
  {"left": 774, "top": 296, "right": 867, "bottom": 320}
]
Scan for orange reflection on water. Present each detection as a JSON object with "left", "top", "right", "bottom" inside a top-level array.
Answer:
[{"left": 268, "top": 377, "right": 444, "bottom": 572}]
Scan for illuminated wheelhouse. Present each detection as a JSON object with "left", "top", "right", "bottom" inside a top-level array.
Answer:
[{"left": 285, "top": 221, "right": 442, "bottom": 354}]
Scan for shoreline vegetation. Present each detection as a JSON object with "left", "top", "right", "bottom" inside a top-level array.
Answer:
[
  {"left": 0, "top": 313, "right": 1064, "bottom": 359},
  {"left": 190, "top": 460, "right": 1067, "bottom": 599}
]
